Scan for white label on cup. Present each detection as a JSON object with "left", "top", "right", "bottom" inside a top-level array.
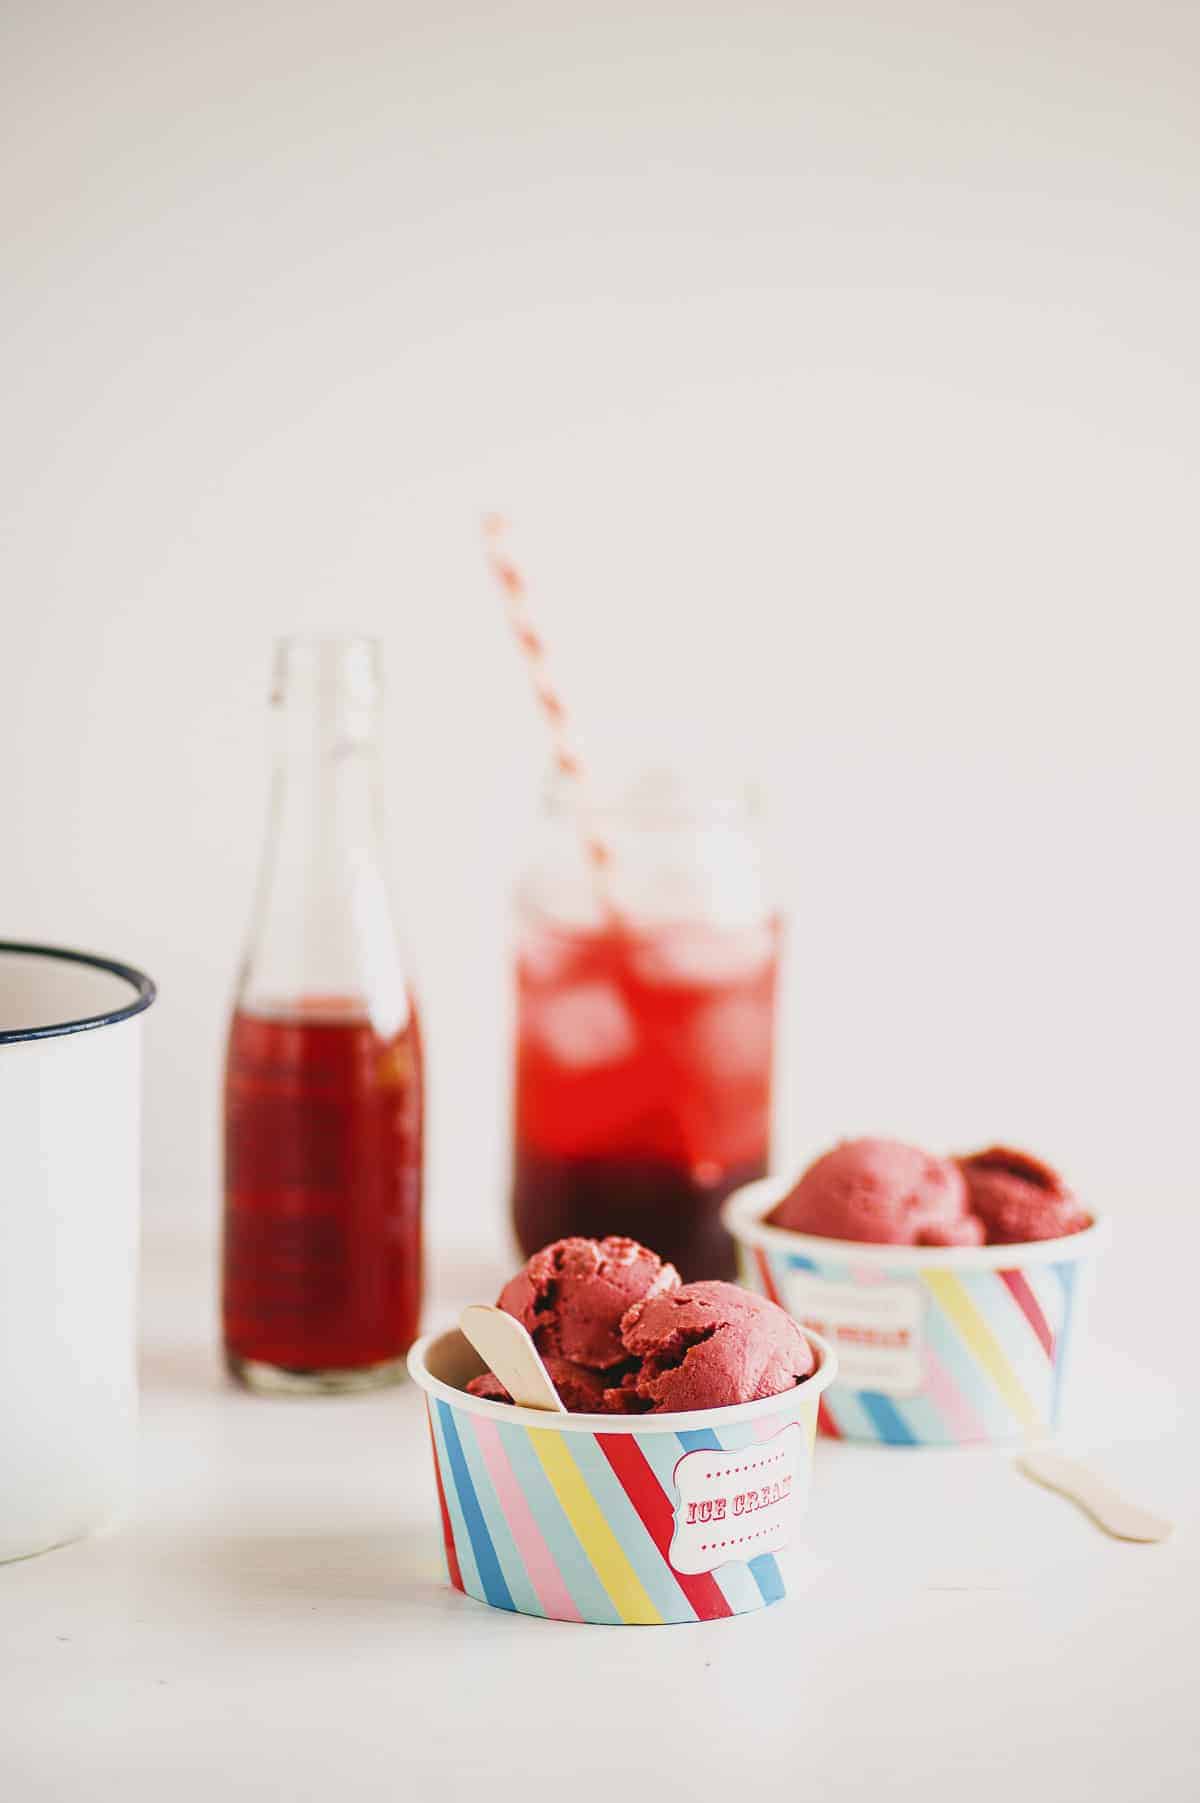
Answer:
[
  {"left": 669, "top": 1423, "right": 803, "bottom": 1575},
  {"left": 782, "top": 1272, "right": 924, "bottom": 1396}
]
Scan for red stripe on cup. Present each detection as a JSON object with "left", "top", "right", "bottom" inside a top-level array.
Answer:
[
  {"left": 426, "top": 1405, "right": 464, "bottom": 1592},
  {"left": 596, "top": 1434, "right": 733, "bottom": 1621},
  {"left": 998, "top": 1268, "right": 1055, "bottom": 1360},
  {"left": 816, "top": 1400, "right": 842, "bottom": 1439}
]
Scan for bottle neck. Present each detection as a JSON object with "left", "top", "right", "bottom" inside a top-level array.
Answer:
[
  {"left": 270, "top": 681, "right": 386, "bottom": 864},
  {"left": 237, "top": 640, "right": 411, "bottom": 1034}
]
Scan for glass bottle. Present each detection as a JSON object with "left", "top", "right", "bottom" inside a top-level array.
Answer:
[
  {"left": 222, "top": 637, "right": 423, "bottom": 1393},
  {"left": 510, "top": 767, "right": 779, "bottom": 1280}
]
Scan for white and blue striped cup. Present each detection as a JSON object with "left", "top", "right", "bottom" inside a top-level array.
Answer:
[
  {"left": 408, "top": 1324, "right": 835, "bottom": 1625},
  {"left": 723, "top": 1177, "right": 1108, "bottom": 1447}
]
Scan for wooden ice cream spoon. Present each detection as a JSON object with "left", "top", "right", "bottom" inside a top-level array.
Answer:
[
  {"left": 1018, "top": 1448, "right": 1173, "bottom": 1543},
  {"left": 459, "top": 1305, "right": 567, "bottom": 1414}
]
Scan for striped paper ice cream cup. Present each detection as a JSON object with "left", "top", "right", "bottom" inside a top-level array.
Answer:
[
  {"left": 407, "top": 1324, "right": 836, "bottom": 1625},
  {"left": 723, "top": 1178, "right": 1108, "bottom": 1448}
]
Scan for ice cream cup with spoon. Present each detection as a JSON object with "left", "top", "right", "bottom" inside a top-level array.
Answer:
[{"left": 408, "top": 1242, "right": 836, "bottom": 1625}]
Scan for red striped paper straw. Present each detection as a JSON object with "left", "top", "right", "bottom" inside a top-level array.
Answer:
[{"left": 482, "top": 514, "right": 615, "bottom": 895}]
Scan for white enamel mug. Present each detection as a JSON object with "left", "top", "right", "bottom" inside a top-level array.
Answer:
[{"left": 0, "top": 943, "right": 155, "bottom": 1562}]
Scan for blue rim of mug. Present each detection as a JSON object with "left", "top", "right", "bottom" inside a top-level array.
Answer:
[{"left": 0, "top": 942, "right": 157, "bottom": 1044}]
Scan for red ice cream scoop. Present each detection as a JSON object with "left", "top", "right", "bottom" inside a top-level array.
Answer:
[
  {"left": 612, "top": 1281, "right": 815, "bottom": 1413},
  {"left": 768, "top": 1137, "right": 984, "bottom": 1247},
  {"left": 955, "top": 1146, "right": 1092, "bottom": 1244},
  {"left": 496, "top": 1234, "right": 680, "bottom": 1373}
]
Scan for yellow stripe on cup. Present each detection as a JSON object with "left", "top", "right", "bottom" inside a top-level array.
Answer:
[
  {"left": 527, "top": 1428, "right": 664, "bottom": 1626},
  {"left": 922, "top": 1270, "right": 1039, "bottom": 1429}
]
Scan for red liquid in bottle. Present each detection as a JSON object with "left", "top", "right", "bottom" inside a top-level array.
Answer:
[
  {"left": 223, "top": 1002, "right": 423, "bottom": 1378},
  {"left": 511, "top": 917, "right": 778, "bottom": 1278}
]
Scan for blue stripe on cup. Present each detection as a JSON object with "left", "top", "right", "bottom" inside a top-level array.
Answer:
[{"left": 436, "top": 1400, "right": 515, "bottom": 1613}]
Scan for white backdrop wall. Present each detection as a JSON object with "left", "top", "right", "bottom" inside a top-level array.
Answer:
[{"left": 2, "top": 0, "right": 1196, "bottom": 1261}]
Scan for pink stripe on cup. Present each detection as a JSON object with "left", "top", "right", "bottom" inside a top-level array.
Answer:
[
  {"left": 921, "top": 1339, "right": 990, "bottom": 1443},
  {"left": 751, "top": 1406, "right": 807, "bottom": 1445},
  {"left": 470, "top": 1416, "right": 583, "bottom": 1623}
]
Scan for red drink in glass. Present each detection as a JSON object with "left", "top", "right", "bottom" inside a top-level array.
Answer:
[
  {"left": 223, "top": 1003, "right": 423, "bottom": 1381},
  {"left": 511, "top": 914, "right": 779, "bottom": 1277}
]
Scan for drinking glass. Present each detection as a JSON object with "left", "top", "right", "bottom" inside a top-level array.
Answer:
[{"left": 509, "top": 769, "right": 779, "bottom": 1279}]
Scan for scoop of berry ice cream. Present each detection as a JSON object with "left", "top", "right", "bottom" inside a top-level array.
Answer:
[
  {"left": 497, "top": 1235, "right": 680, "bottom": 1371},
  {"left": 956, "top": 1146, "right": 1091, "bottom": 1244},
  {"left": 769, "top": 1137, "right": 983, "bottom": 1247},
  {"left": 613, "top": 1281, "right": 815, "bottom": 1413}
]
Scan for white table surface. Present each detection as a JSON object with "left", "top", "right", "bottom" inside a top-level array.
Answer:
[{"left": 2, "top": 1208, "right": 1195, "bottom": 1802}]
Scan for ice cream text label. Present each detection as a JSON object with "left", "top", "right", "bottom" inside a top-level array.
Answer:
[
  {"left": 669, "top": 1423, "right": 804, "bottom": 1574},
  {"left": 781, "top": 1271, "right": 923, "bottom": 1395},
  {"left": 684, "top": 1472, "right": 793, "bottom": 1525}
]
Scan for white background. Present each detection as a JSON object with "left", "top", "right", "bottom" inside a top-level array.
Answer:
[
  {"left": 2, "top": 0, "right": 1197, "bottom": 1260},
  {"left": 1, "top": 10, "right": 1197, "bottom": 1797}
]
